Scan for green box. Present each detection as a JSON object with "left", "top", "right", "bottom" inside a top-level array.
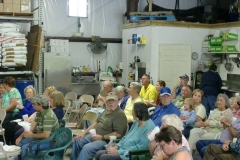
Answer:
[
  {"left": 202, "top": 41, "right": 210, "bottom": 45},
  {"left": 222, "top": 32, "right": 238, "bottom": 40},
  {"left": 210, "top": 37, "right": 223, "bottom": 45},
  {"left": 222, "top": 45, "right": 237, "bottom": 52},
  {"left": 210, "top": 46, "right": 223, "bottom": 52}
]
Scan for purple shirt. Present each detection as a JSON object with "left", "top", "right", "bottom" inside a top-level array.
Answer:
[{"left": 220, "top": 118, "right": 240, "bottom": 143}]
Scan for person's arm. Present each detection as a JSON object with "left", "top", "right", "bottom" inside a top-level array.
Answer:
[
  {"left": 229, "top": 136, "right": 240, "bottom": 154},
  {"left": 171, "top": 82, "right": 180, "bottom": 100},
  {"left": 183, "top": 111, "right": 196, "bottom": 125},
  {"left": 173, "top": 151, "right": 192, "bottom": 160},
  {"left": 4, "top": 98, "right": 18, "bottom": 111},
  {"left": 149, "top": 140, "right": 157, "bottom": 155}
]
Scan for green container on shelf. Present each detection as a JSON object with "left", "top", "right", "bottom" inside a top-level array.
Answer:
[
  {"left": 210, "top": 37, "right": 223, "bottom": 45},
  {"left": 210, "top": 46, "right": 223, "bottom": 52},
  {"left": 222, "top": 32, "right": 238, "bottom": 41},
  {"left": 222, "top": 45, "right": 237, "bottom": 52}
]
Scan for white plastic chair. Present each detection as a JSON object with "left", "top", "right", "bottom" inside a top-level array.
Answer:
[
  {"left": 0, "top": 143, "right": 20, "bottom": 160},
  {"left": 0, "top": 109, "right": 6, "bottom": 144}
]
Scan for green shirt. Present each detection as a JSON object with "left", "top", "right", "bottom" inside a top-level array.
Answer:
[
  {"left": 34, "top": 108, "right": 59, "bottom": 133},
  {"left": 2, "top": 88, "right": 22, "bottom": 114},
  {"left": 173, "top": 95, "right": 184, "bottom": 109}
]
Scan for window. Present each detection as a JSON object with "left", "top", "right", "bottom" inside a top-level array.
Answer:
[{"left": 68, "top": 0, "right": 88, "bottom": 17}]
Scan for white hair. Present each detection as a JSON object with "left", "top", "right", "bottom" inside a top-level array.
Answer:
[{"left": 162, "top": 114, "right": 184, "bottom": 131}]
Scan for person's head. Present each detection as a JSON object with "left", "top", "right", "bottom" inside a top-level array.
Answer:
[
  {"left": 232, "top": 96, "right": 240, "bottom": 110},
  {"left": 161, "top": 114, "right": 184, "bottom": 132},
  {"left": 24, "top": 85, "right": 36, "bottom": 99},
  {"left": 159, "top": 87, "right": 171, "bottom": 106},
  {"left": 184, "top": 98, "right": 194, "bottom": 111},
  {"left": 216, "top": 94, "right": 230, "bottom": 110},
  {"left": 209, "top": 64, "right": 217, "bottom": 72},
  {"left": 115, "top": 86, "right": 127, "bottom": 99},
  {"left": 155, "top": 125, "right": 182, "bottom": 157},
  {"left": 156, "top": 80, "right": 166, "bottom": 92},
  {"left": 44, "top": 86, "right": 57, "bottom": 101},
  {"left": 0, "top": 83, "right": 5, "bottom": 95},
  {"left": 128, "top": 82, "right": 141, "bottom": 96},
  {"left": 192, "top": 89, "right": 204, "bottom": 105},
  {"left": 181, "top": 85, "right": 192, "bottom": 99},
  {"left": 106, "top": 92, "right": 119, "bottom": 111},
  {"left": 179, "top": 74, "right": 189, "bottom": 86},
  {"left": 103, "top": 81, "right": 113, "bottom": 93},
  {"left": 3, "top": 76, "right": 16, "bottom": 90},
  {"left": 141, "top": 74, "right": 150, "bottom": 86},
  {"left": 132, "top": 102, "right": 149, "bottom": 121},
  {"left": 30, "top": 95, "right": 49, "bottom": 112},
  {"left": 49, "top": 91, "right": 65, "bottom": 108}
]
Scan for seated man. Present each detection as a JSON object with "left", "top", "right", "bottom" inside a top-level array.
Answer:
[
  {"left": 203, "top": 134, "right": 240, "bottom": 160},
  {"left": 173, "top": 85, "right": 192, "bottom": 109},
  {"left": 196, "top": 116, "right": 240, "bottom": 158},
  {"left": 70, "top": 92, "right": 127, "bottom": 160},
  {"left": 171, "top": 74, "right": 189, "bottom": 100},
  {"left": 16, "top": 95, "right": 59, "bottom": 160},
  {"left": 151, "top": 87, "right": 180, "bottom": 127}
]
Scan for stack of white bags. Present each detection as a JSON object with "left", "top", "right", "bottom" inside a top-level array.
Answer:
[{"left": 0, "top": 23, "right": 27, "bottom": 67}]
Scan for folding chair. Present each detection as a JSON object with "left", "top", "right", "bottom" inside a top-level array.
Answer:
[
  {"left": 0, "top": 109, "right": 6, "bottom": 145},
  {"left": 64, "top": 92, "right": 77, "bottom": 101},
  {"left": 69, "top": 95, "right": 94, "bottom": 122},
  {"left": 71, "top": 112, "right": 98, "bottom": 136},
  {"left": 66, "top": 104, "right": 88, "bottom": 128},
  {"left": 63, "top": 99, "right": 71, "bottom": 122}
]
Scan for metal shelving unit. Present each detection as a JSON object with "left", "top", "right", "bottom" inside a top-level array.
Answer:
[{"left": 0, "top": 0, "right": 43, "bottom": 94}]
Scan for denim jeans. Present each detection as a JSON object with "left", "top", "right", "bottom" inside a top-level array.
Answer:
[
  {"left": 18, "top": 137, "right": 53, "bottom": 160},
  {"left": 196, "top": 139, "right": 223, "bottom": 158},
  {"left": 202, "top": 95, "right": 217, "bottom": 116},
  {"left": 70, "top": 134, "right": 107, "bottom": 160}
]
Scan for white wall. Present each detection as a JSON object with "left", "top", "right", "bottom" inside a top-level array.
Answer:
[
  {"left": 70, "top": 42, "right": 121, "bottom": 72},
  {"left": 41, "top": 0, "right": 124, "bottom": 72},
  {"left": 122, "top": 26, "right": 211, "bottom": 86}
]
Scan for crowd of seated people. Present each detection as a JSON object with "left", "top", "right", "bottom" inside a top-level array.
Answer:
[{"left": 2, "top": 67, "right": 240, "bottom": 160}]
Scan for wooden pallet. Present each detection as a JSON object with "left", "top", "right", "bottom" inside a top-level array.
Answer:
[
  {"left": 0, "top": 12, "right": 34, "bottom": 18},
  {"left": 130, "top": 11, "right": 174, "bottom": 16}
]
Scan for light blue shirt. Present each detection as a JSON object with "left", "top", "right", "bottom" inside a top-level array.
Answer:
[{"left": 117, "top": 119, "right": 155, "bottom": 159}]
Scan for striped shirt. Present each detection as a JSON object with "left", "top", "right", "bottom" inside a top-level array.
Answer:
[{"left": 34, "top": 108, "right": 59, "bottom": 133}]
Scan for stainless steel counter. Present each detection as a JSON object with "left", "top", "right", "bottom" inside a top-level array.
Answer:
[{"left": 71, "top": 82, "right": 101, "bottom": 96}]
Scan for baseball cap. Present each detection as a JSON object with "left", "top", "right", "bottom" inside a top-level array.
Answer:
[
  {"left": 179, "top": 74, "right": 189, "bottom": 80},
  {"left": 160, "top": 87, "right": 171, "bottom": 96},
  {"left": 29, "top": 95, "right": 49, "bottom": 106},
  {"left": 106, "top": 92, "right": 118, "bottom": 101}
]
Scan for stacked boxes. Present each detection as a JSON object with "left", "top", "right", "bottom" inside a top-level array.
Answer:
[
  {"left": 0, "top": 0, "right": 30, "bottom": 13},
  {"left": 202, "top": 29, "right": 239, "bottom": 53},
  {"left": 48, "top": 39, "right": 69, "bottom": 53},
  {"left": 0, "top": 22, "right": 27, "bottom": 67}
]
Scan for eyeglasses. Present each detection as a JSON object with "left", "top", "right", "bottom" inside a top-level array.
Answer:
[{"left": 157, "top": 142, "right": 167, "bottom": 149}]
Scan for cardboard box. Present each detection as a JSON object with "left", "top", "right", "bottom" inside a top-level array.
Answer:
[
  {"left": 50, "top": 39, "right": 60, "bottom": 46},
  {"left": 222, "top": 45, "right": 238, "bottom": 52},
  {"left": 20, "top": 4, "right": 29, "bottom": 12},
  {"left": 59, "top": 40, "right": 69, "bottom": 46},
  {"left": 210, "top": 46, "right": 223, "bottom": 52},
  {"left": 12, "top": 3, "right": 20, "bottom": 12},
  {"left": 20, "top": 0, "right": 29, "bottom": 4},
  {"left": 3, "top": 0, "right": 12, "bottom": 3},
  {"left": 4, "top": 3, "right": 12, "bottom": 12},
  {"left": 60, "top": 46, "right": 69, "bottom": 52},
  {"left": 12, "top": 0, "right": 20, "bottom": 3},
  {"left": 222, "top": 32, "right": 238, "bottom": 41},
  {"left": 0, "top": 3, "right": 3, "bottom": 12},
  {"left": 49, "top": 46, "right": 61, "bottom": 52}
]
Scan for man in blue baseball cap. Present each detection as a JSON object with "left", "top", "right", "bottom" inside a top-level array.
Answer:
[{"left": 150, "top": 87, "right": 180, "bottom": 127}]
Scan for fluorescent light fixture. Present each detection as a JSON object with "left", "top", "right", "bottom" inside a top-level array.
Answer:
[{"left": 69, "top": 0, "right": 88, "bottom": 17}]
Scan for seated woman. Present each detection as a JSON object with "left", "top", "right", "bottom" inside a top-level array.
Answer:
[
  {"left": 147, "top": 80, "right": 166, "bottom": 107},
  {"left": 49, "top": 91, "right": 64, "bottom": 120},
  {"left": 181, "top": 98, "right": 196, "bottom": 139},
  {"left": 155, "top": 126, "right": 192, "bottom": 160},
  {"left": 0, "top": 83, "right": 6, "bottom": 100},
  {"left": 17, "top": 85, "right": 36, "bottom": 118},
  {"left": 94, "top": 102, "right": 155, "bottom": 160},
  {"left": 231, "top": 96, "right": 240, "bottom": 119},
  {"left": 188, "top": 93, "right": 232, "bottom": 152},
  {"left": 1, "top": 76, "right": 23, "bottom": 121},
  {"left": 192, "top": 89, "right": 206, "bottom": 122},
  {"left": 149, "top": 114, "right": 190, "bottom": 160},
  {"left": 116, "top": 86, "right": 130, "bottom": 110},
  {"left": 43, "top": 86, "right": 57, "bottom": 103}
]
